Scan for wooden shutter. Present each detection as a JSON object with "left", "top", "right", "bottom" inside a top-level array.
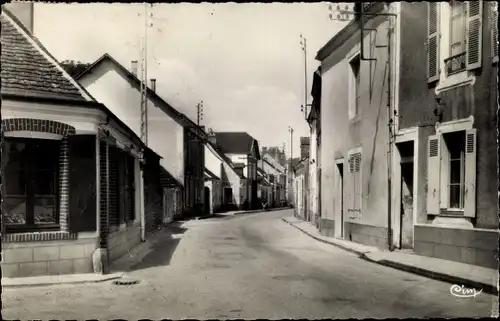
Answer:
[
  {"left": 466, "top": 1, "right": 483, "bottom": 70},
  {"left": 346, "top": 154, "right": 355, "bottom": 217},
  {"left": 427, "top": 2, "right": 440, "bottom": 83},
  {"left": 492, "top": 3, "right": 499, "bottom": 63},
  {"left": 427, "top": 135, "right": 441, "bottom": 214},
  {"left": 464, "top": 128, "right": 477, "bottom": 217},
  {"left": 353, "top": 153, "right": 362, "bottom": 212}
]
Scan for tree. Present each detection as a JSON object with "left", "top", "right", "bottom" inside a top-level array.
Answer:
[{"left": 60, "top": 60, "right": 92, "bottom": 78}]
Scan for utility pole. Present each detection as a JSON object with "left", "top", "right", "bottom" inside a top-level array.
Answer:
[
  {"left": 196, "top": 100, "right": 204, "bottom": 126},
  {"left": 300, "top": 34, "right": 310, "bottom": 120},
  {"left": 140, "top": 3, "right": 153, "bottom": 146}
]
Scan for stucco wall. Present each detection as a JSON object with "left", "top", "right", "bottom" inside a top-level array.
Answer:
[
  {"left": 205, "top": 144, "right": 222, "bottom": 178},
  {"left": 321, "top": 18, "right": 391, "bottom": 245},
  {"left": 78, "top": 60, "right": 184, "bottom": 184},
  {"left": 309, "top": 122, "right": 318, "bottom": 218},
  {"left": 398, "top": 2, "right": 498, "bottom": 230}
]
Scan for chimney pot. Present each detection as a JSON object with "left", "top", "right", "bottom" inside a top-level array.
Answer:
[
  {"left": 150, "top": 78, "right": 156, "bottom": 93},
  {"left": 131, "top": 61, "right": 138, "bottom": 77}
]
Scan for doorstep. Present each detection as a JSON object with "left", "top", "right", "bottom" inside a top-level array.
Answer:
[
  {"left": 2, "top": 272, "right": 124, "bottom": 288},
  {"left": 282, "top": 216, "right": 499, "bottom": 295}
]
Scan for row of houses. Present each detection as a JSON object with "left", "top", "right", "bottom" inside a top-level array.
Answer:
[
  {"left": 0, "top": 4, "right": 287, "bottom": 278},
  {"left": 292, "top": 1, "right": 498, "bottom": 269}
]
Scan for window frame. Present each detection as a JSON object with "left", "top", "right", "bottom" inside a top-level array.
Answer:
[
  {"left": 443, "top": 131, "right": 466, "bottom": 211},
  {"left": 449, "top": 0, "right": 467, "bottom": 57},
  {"left": 348, "top": 51, "right": 361, "bottom": 120},
  {"left": 3, "top": 137, "right": 61, "bottom": 233}
]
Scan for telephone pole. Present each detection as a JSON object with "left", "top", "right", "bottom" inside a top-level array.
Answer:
[
  {"left": 140, "top": 3, "right": 153, "bottom": 146},
  {"left": 288, "top": 126, "right": 294, "bottom": 172},
  {"left": 300, "top": 34, "right": 310, "bottom": 120},
  {"left": 196, "top": 100, "right": 204, "bottom": 126}
]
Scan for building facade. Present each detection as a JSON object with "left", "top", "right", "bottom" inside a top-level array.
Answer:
[
  {"left": 393, "top": 1, "right": 499, "bottom": 268},
  {"left": 1, "top": 9, "right": 145, "bottom": 277}
]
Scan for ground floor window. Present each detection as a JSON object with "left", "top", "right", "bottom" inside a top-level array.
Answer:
[
  {"left": 3, "top": 138, "right": 60, "bottom": 231},
  {"left": 444, "top": 131, "right": 466, "bottom": 209}
]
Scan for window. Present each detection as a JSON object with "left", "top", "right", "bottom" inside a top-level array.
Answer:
[
  {"left": 3, "top": 138, "right": 60, "bottom": 231},
  {"left": 349, "top": 54, "right": 361, "bottom": 118},
  {"left": 444, "top": 131, "right": 466, "bottom": 209},
  {"left": 427, "top": 128, "right": 477, "bottom": 217},
  {"left": 347, "top": 150, "right": 362, "bottom": 219},
  {"left": 450, "top": 1, "right": 467, "bottom": 57},
  {"left": 492, "top": 2, "right": 499, "bottom": 63},
  {"left": 427, "top": 2, "right": 484, "bottom": 82}
]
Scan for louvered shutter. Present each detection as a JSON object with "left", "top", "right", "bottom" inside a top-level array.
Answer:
[
  {"left": 345, "top": 155, "right": 354, "bottom": 218},
  {"left": 427, "top": 2, "right": 440, "bottom": 83},
  {"left": 464, "top": 129, "right": 477, "bottom": 217},
  {"left": 466, "top": 1, "right": 483, "bottom": 70},
  {"left": 427, "top": 135, "right": 441, "bottom": 214},
  {"left": 492, "top": 3, "right": 498, "bottom": 63},
  {"left": 354, "top": 153, "right": 362, "bottom": 214}
]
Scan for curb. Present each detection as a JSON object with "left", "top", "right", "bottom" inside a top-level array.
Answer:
[
  {"left": 359, "top": 254, "right": 499, "bottom": 296},
  {"left": 281, "top": 218, "right": 368, "bottom": 256},
  {"left": 2, "top": 273, "right": 124, "bottom": 289},
  {"left": 282, "top": 218, "right": 499, "bottom": 296},
  {"left": 234, "top": 207, "right": 292, "bottom": 215}
]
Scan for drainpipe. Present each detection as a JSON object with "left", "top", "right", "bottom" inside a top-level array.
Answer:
[{"left": 386, "top": 4, "right": 395, "bottom": 251}]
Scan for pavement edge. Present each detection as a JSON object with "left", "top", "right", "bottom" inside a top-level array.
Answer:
[
  {"left": 282, "top": 217, "right": 499, "bottom": 296},
  {"left": 3, "top": 273, "right": 124, "bottom": 289}
]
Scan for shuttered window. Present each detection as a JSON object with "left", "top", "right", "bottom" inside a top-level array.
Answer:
[
  {"left": 492, "top": 2, "right": 499, "bottom": 63},
  {"left": 347, "top": 151, "right": 362, "bottom": 218},
  {"left": 466, "top": 1, "right": 483, "bottom": 70},
  {"left": 349, "top": 55, "right": 361, "bottom": 118},
  {"left": 450, "top": 1, "right": 467, "bottom": 56},
  {"left": 427, "top": 3, "right": 440, "bottom": 82}
]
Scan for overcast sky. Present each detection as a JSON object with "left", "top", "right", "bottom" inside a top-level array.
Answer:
[{"left": 34, "top": 3, "right": 347, "bottom": 159}]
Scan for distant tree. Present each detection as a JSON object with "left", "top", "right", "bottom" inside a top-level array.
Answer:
[{"left": 60, "top": 60, "right": 92, "bottom": 78}]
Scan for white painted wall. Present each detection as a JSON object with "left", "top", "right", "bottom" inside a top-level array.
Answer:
[
  {"left": 205, "top": 144, "right": 222, "bottom": 178},
  {"left": 79, "top": 60, "right": 185, "bottom": 184}
]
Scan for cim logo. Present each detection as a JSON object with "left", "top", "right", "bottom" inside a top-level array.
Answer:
[{"left": 450, "top": 284, "right": 483, "bottom": 298}]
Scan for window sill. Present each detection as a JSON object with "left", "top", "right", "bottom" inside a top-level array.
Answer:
[
  {"left": 435, "top": 68, "right": 475, "bottom": 95},
  {"left": 4, "top": 230, "right": 77, "bottom": 243},
  {"left": 439, "top": 208, "right": 465, "bottom": 217}
]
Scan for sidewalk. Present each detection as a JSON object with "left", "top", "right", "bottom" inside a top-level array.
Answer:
[
  {"left": 2, "top": 224, "right": 178, "bottom": 288},
  {"left": 199, "top": 206, "right": 292, "bottom": 219},
  {"left": 282, "top": 216, "right": 499, "bottom": 295}
]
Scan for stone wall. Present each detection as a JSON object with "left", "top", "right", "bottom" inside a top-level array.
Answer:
[
  {"left": 108, "top": 224, "right": 142, "bottom": 263},
  {"left": 1, "top": 237, "right": 97, "bottom": 278}
]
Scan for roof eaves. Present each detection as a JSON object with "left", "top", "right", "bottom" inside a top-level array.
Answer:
[
  {"left": 2, "top": 9, "right": 96, "bottom": 102},
  {"left": 77, "top": 53, "right": 208, "bottom": 141}
]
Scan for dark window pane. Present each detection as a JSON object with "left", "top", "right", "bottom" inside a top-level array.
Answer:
[
  {"left": 4, "top": 197, "right": 27, "bottom": 224},
  {"left": 449, "top": 185, "right": 461, "bottom": 209},
  {"left": 5, "top": 170, "right": 26, "bottom": 195},
  {"left": 450, "top": 159, "right": 462, "bottom": 184},
  {"left": 33, "top": 197, "right": 57, "bottom": 224},
  {"left": 33, "top": 170, "right": 58, "bottom": 195},
  {"left": 32, "top": 139, "right": 60, "bottom": 170}
]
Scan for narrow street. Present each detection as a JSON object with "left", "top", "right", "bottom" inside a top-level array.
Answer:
[{"left": 2, "top": 210, "right": 496, "bottom": 319}]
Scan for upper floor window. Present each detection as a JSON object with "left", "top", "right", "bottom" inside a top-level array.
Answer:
[
  {"left": 427, "top": 2, "right": 485, "bottom": 83},
  {"left": 450, "top": 1, "right": 467, "bottom": 57},
  {"left": 348, "top": 53, "right": 361, "bottom": 119}
]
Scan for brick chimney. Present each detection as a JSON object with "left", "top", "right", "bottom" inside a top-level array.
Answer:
[
  {"left": 131, "top": 61, "right": 138, "bottom": 77},
  {"left": 300, "top": 137, "right": 310, "bottom": 160},
  {"left": 4, "top": 2, "right": 34, "bottom": 33},
  {"left": 262, "top": 147, "right": 268, "bottom": 156}
]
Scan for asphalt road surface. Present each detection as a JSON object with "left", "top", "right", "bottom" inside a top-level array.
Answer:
[{"left": 2, "top": 209, "right": 497, "bottom": 319}]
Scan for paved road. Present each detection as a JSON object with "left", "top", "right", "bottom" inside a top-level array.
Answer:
[{"left": 2, "top": 210, "right": 497, "bottom": 319}]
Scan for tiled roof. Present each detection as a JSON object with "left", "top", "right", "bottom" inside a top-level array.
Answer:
[
  {"left": 215, "top": 132, "right": 255, "bottom": 155},
  {"left": 0, "top": 12, "right": 86, "bottom": 100}
]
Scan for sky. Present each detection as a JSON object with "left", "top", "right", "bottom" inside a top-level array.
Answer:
[{"left": 34, "top": 2, "right": 348, "bottom": 159}]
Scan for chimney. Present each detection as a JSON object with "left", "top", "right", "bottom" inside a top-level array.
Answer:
[
  {"left": 131, "top": 61, "right": 138, "bottom": 77},
  {"left": 208, "top": 130, "right": 216, "bottom": 145},
  {"left": 4, "top": 2, "right": 34, "bottom": 33},
  {"left": 262, "top": 147, "right": 268, "bottom": 156},
  {"left": 150, "top": 78, "right": 156, "bottom": 93},
  {"left": 300, "top": 137, "right": 310, "bottom": 160}
]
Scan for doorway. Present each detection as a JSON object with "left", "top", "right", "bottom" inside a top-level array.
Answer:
[
  {"left": 204, "top": 186, "right": 211, "bottom": 215},
  {"left": 398, "top": 141, "right": 414, "bottom": 249},
  {"left": 336, "top": 162, "right": 344, "bottom": 238}
]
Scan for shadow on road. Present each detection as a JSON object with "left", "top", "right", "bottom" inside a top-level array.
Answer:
[{"left": 128, "top": 221, "right": 188, "bottom": 272}]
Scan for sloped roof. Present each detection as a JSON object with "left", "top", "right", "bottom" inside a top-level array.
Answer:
[
  {"left": 205, "top": 141, "right": 244, "bottom": 179},
  {"left": 0, "top": 10, "right": 88, "bottom": 101},
  {"left": 204, "top": 167, "right": 220, "bottom": 180},
  {"left": 215, "top": 132, "right": 256, "bottom": 155},
  {"left": 76, "top": 53, "right": 207, "bottom": 141}
]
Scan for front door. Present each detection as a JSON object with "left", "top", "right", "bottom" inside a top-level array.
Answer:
[
  {"left": 400, "top": 162, "right": 414, "bottom": 249},
  {"left": 336, "top": 163, "right": 344, "bottom": 238},
  {"left": 204, "top": 186, "right": 211, "bottom": 214}
]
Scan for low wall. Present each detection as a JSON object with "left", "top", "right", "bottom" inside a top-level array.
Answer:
[
  {"left": 344, "top": 222, "right": 389, "bottom": 249},
  {"left": 414, "top": 224, "right": 499, "bottom": 269},
  {"left": 108, "top": 224, "right": 142, "bottom": 263},
  {"left": 320, "top": 218, "right": 335, "bottom": 238},
  {"left": 1, "top": 236, "right": 98, "bottom": 278}
]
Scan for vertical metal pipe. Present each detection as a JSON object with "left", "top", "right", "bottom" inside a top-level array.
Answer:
[{"left": 386, "top": 4, "right": 394, "bottom": 251}]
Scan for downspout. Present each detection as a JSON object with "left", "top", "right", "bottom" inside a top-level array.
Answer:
[{"left": 386, "top": 4, "right": 394, "bottom": 251}]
